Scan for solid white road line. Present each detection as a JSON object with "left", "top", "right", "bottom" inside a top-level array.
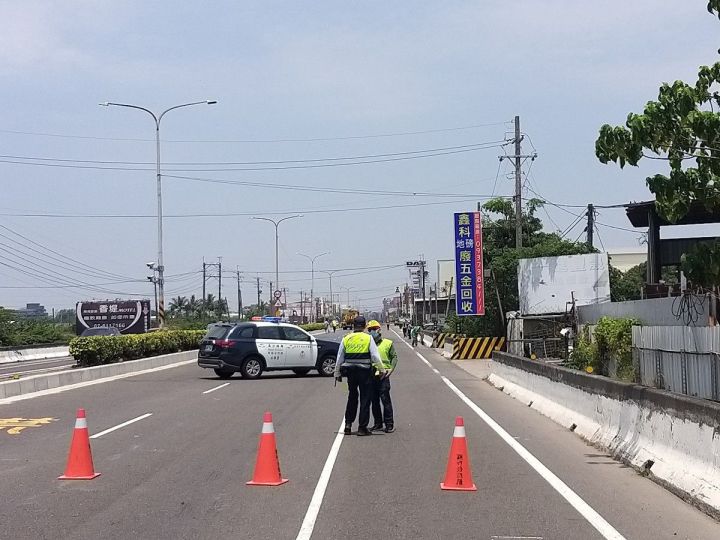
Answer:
[
  {"left": 440, "top": 375, "right": 625, "bottom": 540},
  {"left": 0, "top": 359, "right": 195, "bottom": 405},
  {"left": 202, "top": 382, "right": 230, "bottom": 394},
  {"left": 90, "top": 413, "right": 153, "bottom": 439},
  {"left": 394, "top": 331, "right": 625, "bottom": 539},
  {"left": 296, "top": 418, "right": 347, "bottom": 540},
  {"left": 416, "top": 352, "right": 432, "bottom": 367}
]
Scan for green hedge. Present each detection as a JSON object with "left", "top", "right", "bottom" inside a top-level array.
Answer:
[
  {"left": 299, "top": 323, "right": 326, "bottom": 332},
  {"left": 69, "top": 330, "right": 205, "bottom": 367}
]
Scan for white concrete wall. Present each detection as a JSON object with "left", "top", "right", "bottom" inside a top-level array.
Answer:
[
  {"left": 487, "top": 361, "right": 720, "bottom": 517},
  {"left": 0, "top": 346, "right": 69, "bottom": 364}
]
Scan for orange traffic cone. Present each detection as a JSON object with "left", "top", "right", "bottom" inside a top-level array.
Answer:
[
  {"left": 58, "top": 408, "right": 101, "bottom": 480},
  {"left": 246, "top": 412, "right": 288, "bottom": 486},
  {"left": 440, "top": 416, "right": 476, "bottom": 491}
]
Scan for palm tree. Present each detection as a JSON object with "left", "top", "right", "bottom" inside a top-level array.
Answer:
[
  {"left": 187, "top": 295, "right": 201, "bottom": 318},
  {"left": 168, "top": 296, "right": 188, "bottom": 318},
  {"left": 204, "top": 294, "right": 217, "bottom": 317}
]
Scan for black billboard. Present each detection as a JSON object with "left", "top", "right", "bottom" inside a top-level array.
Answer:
[{"left": 75, "top": 300, "right": 151, "bottom": 335}]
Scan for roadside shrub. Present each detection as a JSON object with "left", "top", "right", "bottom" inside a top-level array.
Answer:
[
  {"left": 69, "top": 330, "right": 204, "bottom": 367},
  {"left": 594, "top": 316, "right": 637, "bottom": 381},
  {"left": 300, "top": 323, "right": 326, "bottom": 332},
  {"left": 568, "top": 317, "right": 638, "bottom": 380},
  {"left": 567, "top": 327, "right": 597, "bottom": 372}
]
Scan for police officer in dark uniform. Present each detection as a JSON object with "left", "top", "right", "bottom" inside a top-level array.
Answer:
[{"left": 334, "top": 315, "right": 385, "bottom": 436}]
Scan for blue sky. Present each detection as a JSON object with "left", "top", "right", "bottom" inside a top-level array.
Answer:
[{"left": 0, "top": 1, "right": 717, "bottom": 311}]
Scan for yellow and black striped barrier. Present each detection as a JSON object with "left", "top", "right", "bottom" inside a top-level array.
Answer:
[
  {"left": 432, "top": 333, "right": 465, "bottom": 348},
  {"left": 451, "top": 337, "right": 506, "bottom": 359}
]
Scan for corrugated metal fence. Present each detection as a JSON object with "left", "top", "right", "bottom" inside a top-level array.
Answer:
[{"left": 632, "top": 326, "right": 720, "bottom": 400}]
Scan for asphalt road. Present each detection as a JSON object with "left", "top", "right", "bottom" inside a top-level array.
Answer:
[
  {"left": 1, "top": 328, "right": 718, "bottom": 540},
  {"left": 0, "top": 356, "right": 76, "bottom": 379}
]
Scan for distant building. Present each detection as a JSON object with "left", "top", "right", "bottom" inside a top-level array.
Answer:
[{"left": 15, "top": 303, "right": 48, "bottom": 318}]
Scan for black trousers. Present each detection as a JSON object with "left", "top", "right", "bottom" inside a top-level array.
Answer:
[
  {"left": 344, "top": 367, "right": 373, "bottom": 429},
  {"left": 371, "top": 376, "right": 394, "bottom": 428}
]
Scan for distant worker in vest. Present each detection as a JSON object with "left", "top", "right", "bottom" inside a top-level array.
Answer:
[
  {"left": 366, "top": 320, "right": 397, "bottom": 433},
  {"left": 334, "top": 315, "right": 386, "bottom": 436}
]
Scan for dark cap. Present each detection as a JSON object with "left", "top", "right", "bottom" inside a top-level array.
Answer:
[{"left": 353, "top": 315, "right": 366, "bottom": 328}]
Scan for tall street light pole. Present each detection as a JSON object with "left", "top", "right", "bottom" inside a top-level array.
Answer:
[
  {"left": 396, "top": 286, "right": 402, "bottom": 320},
  {"left": 100, "top": 100, "right": 217, "bottom": 327},
  {"left": 298, "top": 252, "right": 329, "bottom": 321},
  {"left": 341, "top": 286, "right": 354, "bottom": 309},
  {"left": 323, "top": 270, "right": 338, "bottom": 317},
  {"left": 252, "top": 215, "right": 302, "bottom": 297}
]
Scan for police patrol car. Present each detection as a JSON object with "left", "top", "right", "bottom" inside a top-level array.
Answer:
[{"left": 197, "top": 317, "right": 339, "bottom": 379}]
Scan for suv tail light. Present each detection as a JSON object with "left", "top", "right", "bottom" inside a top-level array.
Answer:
[{"left": 214, "top": 339, "right": 234, "bottom": 349}]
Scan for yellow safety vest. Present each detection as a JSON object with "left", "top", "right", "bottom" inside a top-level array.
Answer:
[
  {"left": 342, "top": 332, "right": 372, "bottom": 365},
  {"left": 377, "top": 338, "right": 394, "bottom": 370}
]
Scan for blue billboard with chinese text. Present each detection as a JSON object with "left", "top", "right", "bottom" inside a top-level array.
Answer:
[{"left": 454, "top": 212, "right": 485, "bottom": 316}]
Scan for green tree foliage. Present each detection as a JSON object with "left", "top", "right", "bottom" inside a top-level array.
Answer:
[
  {"left": 596, "top": 2, "right": 720, "bottom": 286},
  {"left": 0, "top": 308, "right": 74, "bottom": 346},
  {"left": 609, "top": 263, "right": 646, "bottom": 302},
  {"left": 446, "top": 198, "right": 594, "bottom": 337}
]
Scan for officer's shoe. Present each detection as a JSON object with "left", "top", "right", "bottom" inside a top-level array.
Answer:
[
  {"left": 357, "top": 427, "right": 372, "bottom": 436},
  {"left": 384, "top": 425, "right": 395, "bottom": 433},
  {"left": 343, "top": 424, "right": 352, "bottom": 435},
  {"left": 369, "top": 424, "right": 384, "bottom": 432}
]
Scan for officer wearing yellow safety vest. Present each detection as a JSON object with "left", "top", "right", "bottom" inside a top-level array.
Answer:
[
  {"left": 367, "top": 320, "right": 397, "bottom": 433},
  {"left": 334, "top": 315, "right": 386, "bottom": 436}
]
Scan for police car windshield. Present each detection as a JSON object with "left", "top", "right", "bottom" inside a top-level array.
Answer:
[{"left": 206, "top": 325, "right": 232, "bottom": 339}]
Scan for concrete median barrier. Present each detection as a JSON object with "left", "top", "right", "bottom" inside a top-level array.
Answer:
[
  {"left": 0, "top": 345, "right": 70, "bottom": 364},
  {"left": 488, "top": 351, "right": 720, "bottom": 520},
  {"left": 0, "top": 350, "right": 197, "bottom": 401}
]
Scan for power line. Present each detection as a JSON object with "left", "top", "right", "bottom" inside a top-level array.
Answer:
[
  {"left": 0, "top": 222, "right": 139, "bottom": 281},
  {"left": 0, "top": 197, "right": 496, "bottom": 219},
  {"left": 164, "top": 174, "right": 505, "bottom": 198},
  {"left": 0, "top": 140, "right": 511, "bottom": 172},
  {"left": 0, "top": 121, "right": 511, "bottom": 144},
  {"left": 0, "top": 140, "right": 510, "bottom": 167}
]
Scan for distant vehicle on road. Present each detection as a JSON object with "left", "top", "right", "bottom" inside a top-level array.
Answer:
[
  {"left": 197, "top": 317, "right": 339, "bottom": 379},
  {"left": 341, "top": 308, "right": 359, "bottom": 330},
  {"left": 80, "top": 326, "right": 121, "bottom": 337}
]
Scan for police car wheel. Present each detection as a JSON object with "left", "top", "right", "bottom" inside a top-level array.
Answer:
[
  {"left": 213, "top": 368, "right": 234, "bottom": 379},
  {"left": 292, "top": 368, "right": 311, "bottom": 376},
  {"left": 317, "top": 355, "right": 336, "bottom": 377},
  {"left": 240, "top": 356, "right": 264, "bottom": 379}
]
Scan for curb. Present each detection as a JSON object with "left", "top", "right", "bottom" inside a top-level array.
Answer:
[{"left": 0, "top": 350, "right": 198, "bottom": 403}]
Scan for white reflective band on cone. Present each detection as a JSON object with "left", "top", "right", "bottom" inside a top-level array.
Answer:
[
  {"left": 261, "top": 422, "right": 275, "bottom": 434},
  {"left": 453, "top": 425, "right": 466, "bottom": 438},
  {"left": 75, "top": 418, "right": 88, "bottom": 429}
]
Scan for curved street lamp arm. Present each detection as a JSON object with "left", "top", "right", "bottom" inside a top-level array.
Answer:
[
  {"left": 158, "top": 100, "right": 216, "bottom": 123},
  {"left": 100, "top": 102, "right": 158, "bottom": 125}
]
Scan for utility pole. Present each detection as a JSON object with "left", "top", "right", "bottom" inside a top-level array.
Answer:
[
  {"left": 236, "top": 267, "right": 242, "bottom": 320},
  {"left": 256, "top": 277, "right": 262, "bottom": 310},
  {"left": 420, "top": 259, "right": 427, "bottom": 325},
  {"left": 300, "top": 290, "right": 305, "bottom": 322},
  {"left": 203, "top": 257, "right": 222, "bottom": 314},
  {"left": 218, "top": 257, "right": 222, "bottom": 309},
  {"left": 514, "top": 115, "right": 523, "bottom": 249},
  {"left": 202, "top": 258, "right": 206, "bottom": 304},
  {"left": 586, "top": 204, "right": 595, "bottom": 248}
]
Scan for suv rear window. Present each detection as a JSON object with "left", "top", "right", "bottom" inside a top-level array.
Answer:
[
  {"left": 229, "top": 326, "right": 255, "bottom": 339},
  {"left": 206, "top": 325, "right": 232, "bottom": 339}
]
